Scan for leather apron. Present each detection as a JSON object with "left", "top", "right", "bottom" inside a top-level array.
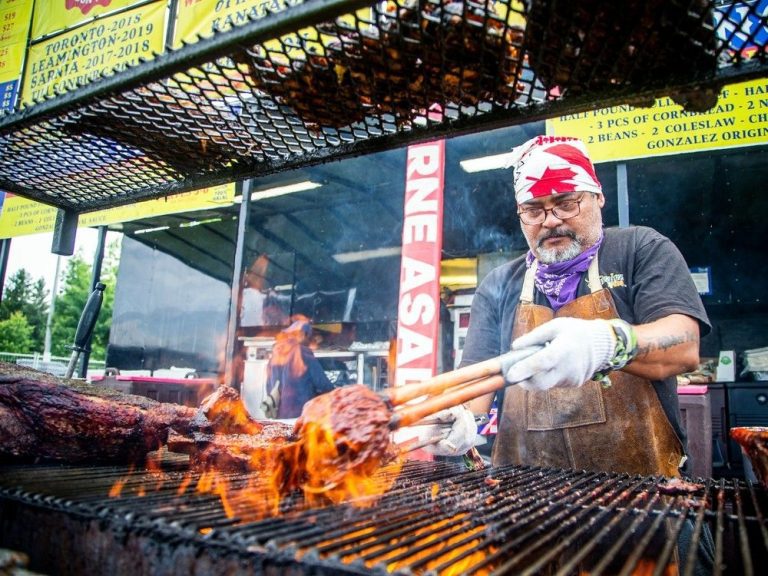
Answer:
[{"left": 491, "top": 257, "right": 684, "bottom": 477}]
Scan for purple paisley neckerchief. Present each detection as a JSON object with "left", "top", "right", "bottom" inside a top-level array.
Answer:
[{"left": 525, "top": 233, "right": 604, "bottom": 311}]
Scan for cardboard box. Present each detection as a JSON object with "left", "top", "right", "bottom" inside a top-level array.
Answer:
[{"left": 716, "top": 350, "right": 736, "bottom": 382}]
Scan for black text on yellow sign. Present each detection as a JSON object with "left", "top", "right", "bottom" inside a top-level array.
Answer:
[{"left": 547, "top": 78, "right": 768, "bottom": 163}]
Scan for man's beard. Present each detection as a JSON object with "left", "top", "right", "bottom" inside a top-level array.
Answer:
[{"left": 536, "top": 228, "right": 582, "bottom": 264}]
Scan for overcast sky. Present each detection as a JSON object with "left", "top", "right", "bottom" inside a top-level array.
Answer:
[{"left": 3, "top": 229, "right": 120, "bottom": 302}]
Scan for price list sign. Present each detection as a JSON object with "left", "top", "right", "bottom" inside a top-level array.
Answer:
[
  {"left": 0, "top": 183, "right": 236, "bottom": 239},
  {"left": 21, "top": 0, "right": 166, "bottom": 106},
  {"left": 0, "top": 0, "right": 33, "bottom": 112},
  {"left": 547, "top": 78, "right": 768, "bottom": 163}
]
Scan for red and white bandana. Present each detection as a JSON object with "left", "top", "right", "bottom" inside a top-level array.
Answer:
[{"left": 506, "top": 136, "right": 602, "bottom": 203}]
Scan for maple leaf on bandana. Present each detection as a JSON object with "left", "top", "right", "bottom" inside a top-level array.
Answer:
[{"left": 526, "top": 166, "right": 578, "bottom": 197}]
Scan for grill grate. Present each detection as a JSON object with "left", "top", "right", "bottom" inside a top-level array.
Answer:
[
  {"left": 1, "top": 459, "right": 767, "bottom": 575},
  {"left": 0, "top": 0, "right": 766, "bottom": 212}
]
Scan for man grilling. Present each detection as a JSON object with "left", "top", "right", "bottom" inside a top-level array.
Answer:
[
  {"left": 415, "top": 135, "right": 714, "bottom": 573},
  {"left": 425, "top": 135, "right": 710, "bottom": 478}
]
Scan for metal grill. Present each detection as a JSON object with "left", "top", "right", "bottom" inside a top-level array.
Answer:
[
  {"left": 0, "top": 0, "right": 766, "bottom": 212},
  {"left": 1, "top": 459, "right": 767, "bottom": 575}
]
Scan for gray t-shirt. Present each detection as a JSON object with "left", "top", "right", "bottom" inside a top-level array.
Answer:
[{"left": 460, "top": 225, "right": 711, "bottom": 444}]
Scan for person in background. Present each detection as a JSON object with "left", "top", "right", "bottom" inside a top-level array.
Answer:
[
  {"left": 240, "top": 254, "right": 270, "bottom": 327},
  {"left": 263, "top": 315, "right": 334, "bottom": 419},
  {"left": 416, "top": 135, "right": 713, "bottom": 572}
]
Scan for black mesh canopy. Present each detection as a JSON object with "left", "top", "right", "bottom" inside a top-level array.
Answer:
[{"left": 0, "top": 0, "right": 766, "bottom": 212}]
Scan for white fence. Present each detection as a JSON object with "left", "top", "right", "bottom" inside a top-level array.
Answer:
[{"left": 0, "top": 352, "right": 106, "bottom": 379}]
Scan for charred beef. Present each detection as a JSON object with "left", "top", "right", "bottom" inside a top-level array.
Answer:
[
  {"left": 0, "top": 362, "right": 195, "bottom": 464},
  {"left": 525, "top": 0, "right": 717, "bottom": 106},
  {"left": 168, "top": 385, "right": 298, "bottom": 484},
  {"left": 190, "top": 384, "right": 266, "bottom": 434}
]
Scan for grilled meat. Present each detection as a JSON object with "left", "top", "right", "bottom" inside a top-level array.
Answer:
[
  {"left": 525, "top": 0, "right": 717, "bottom": 104},
  {"left": 236, "top": 0, "right": 525, "bottom": 129},
  {"left": 294, "top": 384, "right": 395, "bottom": 488},
  {"left": 171, "top": 386, "right": 298, "bottom": 483},
  {"left": 0, "top": 362, "right": 195, "bottom": 464}
]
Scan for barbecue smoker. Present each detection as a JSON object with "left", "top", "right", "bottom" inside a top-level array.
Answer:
[
  {"left": 1, "top": 458, "right": 766, "bottom": 575},
  {"left": 1, "top": 0, "right": 768, "bottom": 574}
]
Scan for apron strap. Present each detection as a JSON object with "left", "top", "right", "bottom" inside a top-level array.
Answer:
[
  {"left": 521, "top": 260, "right": 537, "bottom": 304},
  {"left": 520, "top": 255, "right": 602, "bottom": 303},
  {"left": 587, "top": 256, "right": 602, "bottom": 294}
]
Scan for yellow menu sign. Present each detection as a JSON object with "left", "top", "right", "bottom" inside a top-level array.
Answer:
[
  {"left": 22, "top": 0, "right": 166, "bottom": 105},
  {"left": 0, "top": 0, "right": 33, "bottom": 111},
  {"left": 0, "top": 183, "right": 236, "bottom": 239},
  {"left": 0, "top": 0, "right": 32, "bottom": 45},
  {"left": 547, "top": 78, "right": 768, "bottom": 163}
]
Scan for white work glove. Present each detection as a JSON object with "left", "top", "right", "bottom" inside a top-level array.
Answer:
[
  {"left": 394, "top": 406, "right": 477, "bottom": 457},
  {"left": 426, "top": 405, "right": 478, "bottom": 457},
  {"left": 506, "top": 317, "right": 615, "bottom": 392}
]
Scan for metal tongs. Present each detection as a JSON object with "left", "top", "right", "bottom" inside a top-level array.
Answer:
[{"left": 383, "top": 346, "right": 543, "bottom": 432}]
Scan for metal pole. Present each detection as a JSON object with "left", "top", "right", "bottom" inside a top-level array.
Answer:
[
  {"left": 43, "top": 256, "right": 63, "bottom": 362},
  {"left": 51, "top": 209, "right": 78, "bottom": 256},
  {"left": 224, "top": 180, "right": 253, "bottom": 387},
  {"left": 0, "top": 238, "right": 10, "bottom": 302},
  {"left": 79, "top": 226, "right": 108, "bottom": 378},
  {"left": 165, "top": 0, "right": 181, "bottom": 51},
  {"left": 617, "top": 163, "right": 629, "bottom": 228}
]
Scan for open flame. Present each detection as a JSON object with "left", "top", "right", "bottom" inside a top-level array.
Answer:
[
  {"left": 109, "top": 386, "right": 402, "bottom": 526},
  {"left": 310, "top": 511, "right": 498, "bottom": 575},
  {"left": 296, "top": 386, "right": 403, "bottom": 507},
  {"left": 107, "top": 449, "right": 169, "bottom": 499},
  {"left": 108, "top": 323, "right": 404, "bottom": 525},
  {"left": 269, "top": 316, "right": 312, "bottom": 379}
]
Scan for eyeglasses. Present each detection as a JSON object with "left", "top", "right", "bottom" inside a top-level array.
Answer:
[{"left": 517, "top": 194, "right": 587, "bottom": 225}]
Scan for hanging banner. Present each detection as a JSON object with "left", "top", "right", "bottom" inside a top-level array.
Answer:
[
  {"left": 173, "top": 0, "right": 367, "bottom": 56},
  {"left": 0, "top": 0, "right": 34, "bottom": 111},
  {"left": 0, "top": 183, "right": 236, "bottom": 239},
  {"left": 31, "top": 0, "right": 148, "bottom": 40},
  {"left": 22, "top": 0, "right": 166, "bottom": 105},
  {"left": 395, "top": 140, "right": 445, "bottom": 387},
  {"left": 173, "top": 0, "right": 305, "bottom": 47},
  {"left": 546, "top": 78, "right": 768, "bottom": 163}
]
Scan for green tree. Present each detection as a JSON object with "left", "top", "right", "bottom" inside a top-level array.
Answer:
[
  {"left": 27, "top": 278, "right": 49, "bottom": 349},
  {"left": 0, "top": 268, "right": 33, "bottom": 320},
  {"left": 0, "top": 311, "right": 34, "bottom": 353},
  {"left": 0, "top": 269, "right": 48, "bottom": 350}
]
